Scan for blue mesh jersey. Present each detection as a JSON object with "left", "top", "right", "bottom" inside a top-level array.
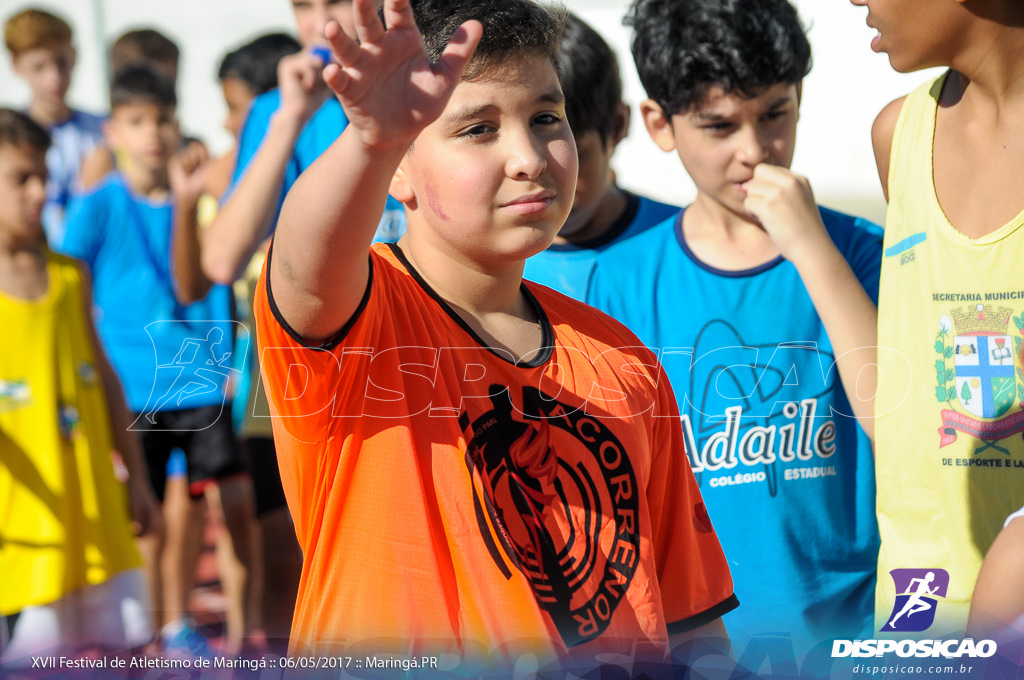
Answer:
[
  {"left": 587, "top": 206, "right": 883, "bottom": 657},
  {"left": 523, "top": 190, "right": 678, "bottom": 301},
  {"left": 61, "top": 175, "right": 235, "bottom": 415},
  {"left": 40, "top": 109, "right": 105, "bottom": 246},
  {"left": 231, "top": 89, "right": 404, "bottom": 243}
]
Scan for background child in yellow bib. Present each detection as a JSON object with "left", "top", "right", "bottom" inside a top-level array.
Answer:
[
  {"left": 849, "top": 0, "right": 1024, "bottom": 636},
  {"left": 0, "top": 108, "right": 158, "bottom": 665}
]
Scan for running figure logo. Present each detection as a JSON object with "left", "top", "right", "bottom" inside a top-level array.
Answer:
[
  {"left": 881, "top": 568, "right": 950, "bottom": 632},
  {"left": 131, "top": 322, "right": 244, "bottom": 431}
]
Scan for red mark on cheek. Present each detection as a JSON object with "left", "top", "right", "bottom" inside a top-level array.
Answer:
[{"left": 425, "top": 184, "right": 451, "bottom": 222}]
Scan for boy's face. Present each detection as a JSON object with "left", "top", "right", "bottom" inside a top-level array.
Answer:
[
  {"left": 393, "top": 55, "right": 578, "bottom": 262},
  {"left": 560, "top": 104, "right": 629, "bottom": 238},
  {"left": 104, "top": 103, "right": 180, "bottom": 173},
  {"left": 642, "top": 82, "right": 799, "bottom": 222},
  {"left": 0, "top": 143, "right": 47, "bottom": 243},
  {"left": 220, "top": 77, "right": 255, "bottom": 139},
  {"left": 13, "top": 43, "right": 75, "bottom": 110},
  {"left": 848, "top": 0, "right": 961, "bottom": 72},
  {"left": 291, "top": 0, "right": 356, "bottom": 47}
]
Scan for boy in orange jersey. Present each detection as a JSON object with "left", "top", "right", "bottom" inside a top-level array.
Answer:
[{"left": 254, "top": 0, "right": 736, "bottom": 674}]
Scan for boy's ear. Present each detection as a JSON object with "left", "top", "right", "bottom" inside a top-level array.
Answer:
[
  {"left": 389, "top": 162, "right": 416, "bottom": 205},
  {"left": 639, "top": 99, "right": 677, "bottom": 153},
  {"left": 610, "top": 102, "right": 630, "bottom": 149}
]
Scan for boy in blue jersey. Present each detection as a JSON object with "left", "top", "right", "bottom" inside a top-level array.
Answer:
[
  {"left": 189, "top": 0, "right": 403, "bottom": 291},
  {"left": 61, "top": 66, "right": 254, "bottom": 657},
  {"left": 522, "top": 12, "right": 677, "bottom": 301},
  {"left": 587, "top": 0, "right": 883, "bottom": 665},
  {"left": 4, "top": 8, "right": 105, "bottom": 246}
]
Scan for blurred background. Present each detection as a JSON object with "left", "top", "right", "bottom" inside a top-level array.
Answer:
[{"left": 0, "top": 0, "right": 942, "bottom": 223}]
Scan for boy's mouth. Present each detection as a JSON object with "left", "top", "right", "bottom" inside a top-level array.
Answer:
[{"left": 501, "top": 191, "right": 556, "bottom": 215}]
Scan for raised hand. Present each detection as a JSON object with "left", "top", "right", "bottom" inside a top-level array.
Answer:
[
  {"left": 320, "top": 0, "right": 482, "bottom": 151},
  {"left": 743, "top": 163, "right": 829, "bottom": 263},
  {"left": 277, "top": 49, "right": 332, "bottom": 125},
  {"left": 169, "top": 140, "right": 210, "bottom": 202}
]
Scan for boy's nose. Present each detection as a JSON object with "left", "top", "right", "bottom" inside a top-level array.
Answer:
[
  {"left": 735, "top": 126, "right": 768, "bottom": 165},
  {"left": 506, "top": 132, "right": 548, "bottom": 180}
]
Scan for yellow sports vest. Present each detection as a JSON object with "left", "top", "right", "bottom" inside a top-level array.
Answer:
[
  {"left": 0, "top": 251, "right": 141, "bottom": 615},
  {"left": 875, "top": 74, "right": 1024, "bottom": 637}
]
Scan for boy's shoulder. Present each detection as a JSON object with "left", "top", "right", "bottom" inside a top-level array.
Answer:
[
  {"left": 591, "top": 210, "right": 680, "bottom": 273},
  {"left": 65, "top": 109, "right": 105, "bottom": 135},
  {"left": 366, "top": 243, "right": 656, "bottom": 359}
]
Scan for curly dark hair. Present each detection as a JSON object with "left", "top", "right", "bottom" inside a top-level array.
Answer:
[
  {"left": 409, "top": 0, "right": 565, "bottom": 81},
  {"left": 626, "top": 0, "right": 811, "bottom": 115},
  {"left": 555, "top": 13, "right": 622, "bottom": 144}
]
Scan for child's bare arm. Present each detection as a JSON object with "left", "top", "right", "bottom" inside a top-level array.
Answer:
[
  {"left": 745, "top": 164, "right": 878, "bottom": 442},
  {"left": 81, "top": 272, "right": 161, "bottom": 536},
  {"left": 968, "top": 515, "right": 1024, "bottom": 637},
  {"left": 199, "top": 52, "right": 329, "bottom": 285},
  {"left": 169, "top": 140, "right": 213, "bottom": 304},
  {"left": 270, "top": 0, "right": 481, "bottom": 342},
  {"left": 871, "top": 97, "right": 905, "bottom": 203}
]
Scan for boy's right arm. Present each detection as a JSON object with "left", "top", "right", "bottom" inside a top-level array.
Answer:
[
  {"left": 871, "top": 97, "right": 905, "bottom": 203},
  {"left": 269, "top": 0, "right": 481, "bottom": 342}
]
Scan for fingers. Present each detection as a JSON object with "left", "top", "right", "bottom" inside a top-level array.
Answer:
[
  {"left": 354, "top": 0, "right": 385, "bottom": 45},
  {"left": 175, "top": 140, "right": 209, "bottom": 175},
  {"left": 434, "top": 20, "right": 483, "bottom": 83},
  {"left": 381, "top": 0, "right": 417, "bottom": 33},
  {"left": 325, "top": 19, "right": 362, "bottom": 66},
  {"left": 322, "top": 62, "right": 349, "bottom": 97}
]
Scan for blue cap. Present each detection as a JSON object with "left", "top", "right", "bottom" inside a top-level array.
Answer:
[{"left": 311, "top": 46, "right": 333, "bottom": 65}]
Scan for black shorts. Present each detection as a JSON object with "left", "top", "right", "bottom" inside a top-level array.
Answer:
[
  {"left": 244, "top": 436, "right": 288, "bottom": 518},
  {"left": 133, "top": 404, "right": 247, "bottom": 501}
]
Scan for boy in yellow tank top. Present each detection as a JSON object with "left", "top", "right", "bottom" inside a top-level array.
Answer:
[
  {"left": 850, "top": 0, "right": 1024, "bottom": 638},
  {"left": 0, "top": 109, "right": 159, "bottom": 666}
]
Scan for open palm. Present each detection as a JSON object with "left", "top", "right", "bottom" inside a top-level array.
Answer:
[{"left": 322, "top": 0, "right": 482, "bottom": 151}]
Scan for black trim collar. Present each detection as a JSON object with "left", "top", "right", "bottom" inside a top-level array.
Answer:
[
  {"left": 674, "top": 210, "right": 785, "bottom": 278},
  {"left": 387, "top": 243, "right": 554, "bottom": 368}
]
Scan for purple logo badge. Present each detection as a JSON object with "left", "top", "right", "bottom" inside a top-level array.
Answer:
[{"left": 881, "top": 568, "right": 950, "bottom": 633}]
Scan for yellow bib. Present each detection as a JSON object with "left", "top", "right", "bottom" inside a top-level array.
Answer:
[
  {"left": 0, "top": 252, "right": 141, "bottom": 615},
  {"left": 875, "top": 74, "right": 1024, "bottom": 636}
]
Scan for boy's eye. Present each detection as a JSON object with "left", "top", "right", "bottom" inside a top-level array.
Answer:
[
  {"left": 762, "top": 109, "right": 788, "bottom": 122},
  {"left": 459, "top": 123, "right": 495, "bottom": 138},
  {"left": 701, "top": 122, "right": 733, "bottom": 133},
  {"left": 532, "top": 113, "right": 562, "bottom": 127}
]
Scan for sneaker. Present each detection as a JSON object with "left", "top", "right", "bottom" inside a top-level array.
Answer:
[{"left": 162, "top": 621, "right": 215, "bottom": 659}]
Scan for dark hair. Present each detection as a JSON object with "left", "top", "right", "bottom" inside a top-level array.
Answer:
[
  {"left": 555, "top": 13, "right": 621, "bottom": 143},
  {"left": 626, "top": 0, "right": 811, "bottom": 115},
  {"left": 0, "top": 108, "right": 50, "bottom": 152},
  {"left": 218, "top": 32, "right": 302, "bottom": 96},
  {"left": 409, "top": 0, "right": 565, "bottom": 81},
  {"left": 110, "top": 64, "right": 177, "bottom": 111},
  {"left": 111, "top": 28, "right": 180, "bottom": 75}
]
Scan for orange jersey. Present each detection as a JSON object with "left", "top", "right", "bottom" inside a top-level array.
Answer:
[{"left": 254, "top": 243, "right": 735, "bottom": 665}]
